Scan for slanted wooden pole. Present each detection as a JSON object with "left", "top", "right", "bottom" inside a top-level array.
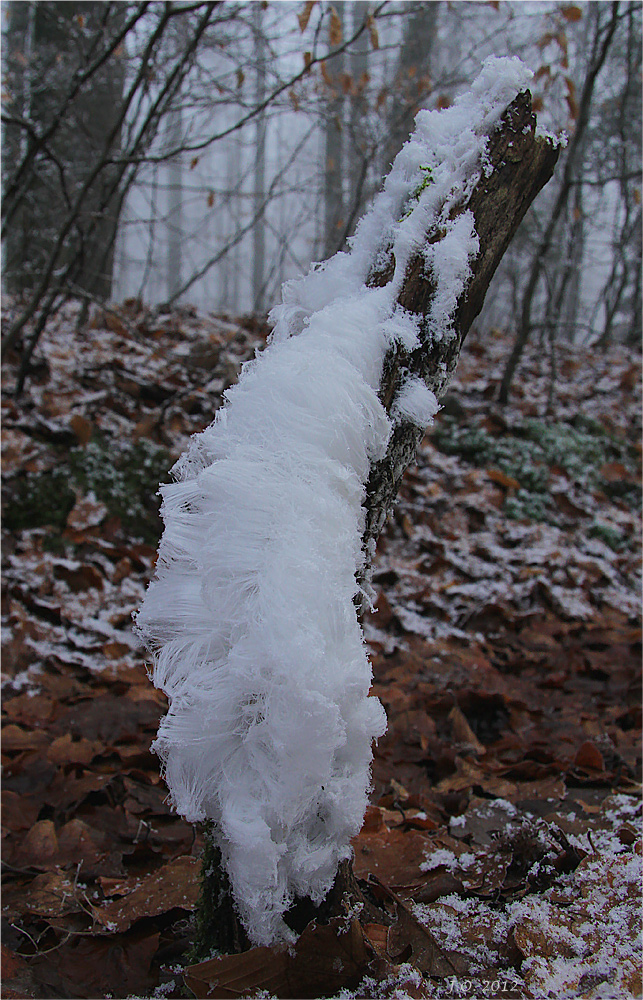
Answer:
[{"left": 189, "top": 89, "right": 559, "bottom": 960}]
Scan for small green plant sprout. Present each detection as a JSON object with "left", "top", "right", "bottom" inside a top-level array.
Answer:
[{"left": 400, "top": 165, "right": 434, "bottom": 219}]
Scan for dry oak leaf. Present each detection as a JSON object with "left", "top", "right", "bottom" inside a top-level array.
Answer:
[
  {"left": 46, "top": 732, "right": 102, "bottom": 766},
  {"left": 573, "top": 740, "right": 604, "bottom": 772},
  {"left": 52, "top": 560, "right": 104, "bottom": 592},
  {"left": 66, "top": 491, "right": 108, "bottom": 530},
  {"left": 8, "top": 819, "right": 59, "bottom": 867},
  {"left": 31, "top": 926, "right": 160, "bottom": 1000},
  {"left": 486, "top": 467, "right": 521, "bottom": 491},
  {"left": 7, "top": 870, "right": 86, "bottom": 920},
  {"left": 372, "top": 879, "right": 462, "bottom": 978},
  {"left": 514, "top": 850, "right": 642, "bottom": 999},
  {"left": 352, "top": 827, "right": 432, "bottom": 886},
  {"left": 298, "top": 0, "right": 316, "bottom": 32},
  {"left": 8, "top": 818, "right": 116, "bottom": 873},
  {"left": 448, "top": 705, "right": 486, "bottom": 756},
  {"left": 2, "top": 724, "right": 49, "bottom": 753},
  {"left": 513, "top": 907, "right": 587, "bottom": 962},
  {"left": 185, "top": 915, "right": 372, "bottom": 999},
  {"left": 436, "top": 756, "right": 517, "bottom": 799},
  {"left": 93, "top": 855, "right": 200, "bottom": 933},
  {"left": 1, "top": 943, "right": 43, "bottom": 1000},
  {"left": 3, "top": 692, "right": 55, "bottom": 726},
  {"left": 1, "top": 790, "right": 40, "bottom": 832},
  {"left": 69, "top": 413, "right": 93, "bottom": 446}
]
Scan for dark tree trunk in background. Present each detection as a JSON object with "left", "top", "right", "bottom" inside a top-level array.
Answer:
[
  {"left": 3, "top": 1, "right": 125, "bottom": 299},
  {"left": 166, "top": 102, "right": 184, "bottom": 303},
  {"left": 382, "top": 1, "right": 439, "bottom": 173},
  {"left": 598, "top": 5, "right": 641, "bottom": 351},
  {"left": 323, "top": 1, "right": 345, "bottom": 257},
  {"left": 252, "top": 2, "right": 267, "bottom": 314},
  {"left": 559, "top": 181, "right": 585, "bottom": 344},
  {"left": 190, "top": 88, "right": 559, "bottom": 961},
  {"left": 1, "top": 1, "right": 218, "bottom": 399},
  {"left": 498, "top": 1, "right": 619, "bottom": 404},
  {"left": 627, "top": 211, "right": 642, "bottom": 346},
  {"left": 344, "top": 1, "right": 371, "bottom": 239}
]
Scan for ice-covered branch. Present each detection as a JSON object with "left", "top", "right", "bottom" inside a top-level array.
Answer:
[{"left": 136, "top": 57, "right": 559, "bottom": 949}]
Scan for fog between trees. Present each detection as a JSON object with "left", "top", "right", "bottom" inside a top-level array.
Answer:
[{"left": 2, "top": 1, "right": 641, "bottom": 398}]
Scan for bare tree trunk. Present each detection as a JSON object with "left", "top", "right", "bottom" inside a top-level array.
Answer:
[
  {"left": 252, "top": 2, "right": 267, "bottom": 314},
  {"left": 559, "top": 180, "right": 585, "bottom": 344},
  {"left": 2, "top": 2, "right": 218, "bottom": 382},
  {"left": 382, "top": 1, "right": 438, "bottom": 173},
  {"left": 498, "top": 1, "right": 620, "bottom": 405},
  {"left": 628, "top": 230, "right": 642, "bottom": 346},
  {"left": 3, "top": 1, "right": 127, "bottom": 303},
  {"left": 20, "top": 2, "right": 36, "bottom": 160},
  {"left": 323, "top": 2, "right": 345, "bottom": 257},
  {"left": 167, "top": 102, "right": 183, "bottom": 302},
  {"left": 191, "top": 87, "right": 560, "bottom": 959},
  {"left": 598, "top": 5, "right": 641, "bottom": 351},
  {"left": 343, "top": 1, "right": 371, "bottom": 239}
]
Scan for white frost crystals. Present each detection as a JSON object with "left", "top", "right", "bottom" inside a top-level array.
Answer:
[
  {"left": 137, "top": 296, "right": 391, "bottom": 949},
  {"left": 135, "top": 57, "right": 534, "bottom": 946}
]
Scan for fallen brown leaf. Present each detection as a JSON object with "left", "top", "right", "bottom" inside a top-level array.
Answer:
[
  {"left": 46, "top": 732, "right": 102, "bottom": 765},
  {"left": 93, "top": 855, "right": 200, "bottom": 933},
  {"left": 2, "top": 725, "right": 50, "bottom": 752},
  {"left": 352, "top": 827, "right": 431, "bottom": 885},
  {"left": 375, "top": 880, "right": 463, "bottom": 978},
  {"left": 185, "top": 916, "right": 372, "bottom": 999}
]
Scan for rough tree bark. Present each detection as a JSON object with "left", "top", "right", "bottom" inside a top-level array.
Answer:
[
  {"left": 190, "top": 88, "right": 559, "bottom": 960},
  {"left": 362, "top": 90, "right": 560, "bottom": 561}
]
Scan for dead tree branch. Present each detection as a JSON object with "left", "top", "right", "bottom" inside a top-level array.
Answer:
[
  {"left": 191, "top": 87, "right": 559, "bottom": 959},
  {"left": 362, "top": 89, "right": 560, "bottom": 561}
]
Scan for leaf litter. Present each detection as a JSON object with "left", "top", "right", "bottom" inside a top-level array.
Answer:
[{"left": 1, "top": 299, "right": 641, "bottom": 998}]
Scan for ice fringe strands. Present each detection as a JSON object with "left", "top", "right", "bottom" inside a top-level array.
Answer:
[{"left": 136, "top": 57, "right": 534, "bottom": 946}]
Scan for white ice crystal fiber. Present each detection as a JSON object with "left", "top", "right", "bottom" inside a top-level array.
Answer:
[
  {"left": 392, "top": 376, "right": 439, "bottom": 428},
  {"left": 136, "top": 57, "right": 534, "bottom": 947},
  {"left": 423, "top": 212, "right": 479, "bottom": 346},
  {"left": 138, "top": 291, "right": 392, "bottom": 947},
  {"left": 380, "top": 309, "right": 422, "bottom": 352}
]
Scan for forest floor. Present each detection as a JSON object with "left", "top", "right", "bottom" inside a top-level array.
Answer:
[{"left": 1, "top": 300, "right": 641, "bottom": 1000}]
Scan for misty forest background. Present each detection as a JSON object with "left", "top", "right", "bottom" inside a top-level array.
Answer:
[
  {"left": 2, "top": 0, "right": 641, "bottom": 366},
  {"left": 1, "top": 3, "right": 642, "bottom": 999}
]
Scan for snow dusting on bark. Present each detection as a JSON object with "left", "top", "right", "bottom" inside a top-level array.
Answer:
[{"left": 136, "top": 57, "right": 535, "bottom": 946}]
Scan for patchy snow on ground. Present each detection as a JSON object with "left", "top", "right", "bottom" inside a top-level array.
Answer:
[{"left": 410, "top": 794, "right": 642, "bottom": 1000}]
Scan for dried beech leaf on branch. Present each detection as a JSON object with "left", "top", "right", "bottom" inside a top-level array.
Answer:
[
  {"left": 329, "top": 5, "right": 343, "bottom": 46},
  {"left": 320, "top": 59, "right": 333, "bottom": 87},
  {"left": 366, "top": 14, "right": 379, "bottom": 50},
  {"left": 561, "top": 4, "right": 583, "bottom": 21},
  {"left": 297, "top": 0, "right": 316, "bottom": 33}
]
